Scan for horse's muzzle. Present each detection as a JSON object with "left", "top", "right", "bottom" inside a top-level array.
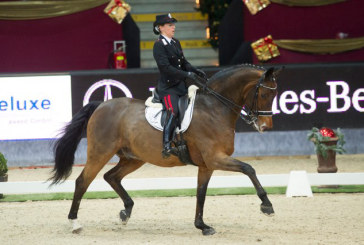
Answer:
[{"left": 257, "top": 116, "right": 273, "bottom": 132}]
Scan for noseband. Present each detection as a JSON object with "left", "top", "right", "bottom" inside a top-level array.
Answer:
[{"left": 195, "top": 69, "right": 277, "bottom": 126}]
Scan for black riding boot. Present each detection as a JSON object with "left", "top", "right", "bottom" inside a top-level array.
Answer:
[{"left": 162, "top": 112, "right": 178, "bottom": 158}]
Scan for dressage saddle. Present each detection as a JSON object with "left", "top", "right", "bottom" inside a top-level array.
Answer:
[{"left": 152, "top": 87, "right": 189, "bottom": 129}]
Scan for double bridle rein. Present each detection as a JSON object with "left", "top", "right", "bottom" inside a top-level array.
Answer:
[{"left": 196, "top": 69, "right": 277, "bottom": 126}]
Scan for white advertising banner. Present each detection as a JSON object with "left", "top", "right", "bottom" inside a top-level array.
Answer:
[{"left": 0, "top": 75, "right": 72, "bottom": 140}]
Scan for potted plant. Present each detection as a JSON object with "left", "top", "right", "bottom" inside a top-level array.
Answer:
[
  {"left": 0, "top": 152, "right": 8, "bottom": 198},
  {"left": 0, "top": 152, "right": 8, "bottom": 181},
  {"left": 307, "top": 127, "right": 345, "bottom": 173}
]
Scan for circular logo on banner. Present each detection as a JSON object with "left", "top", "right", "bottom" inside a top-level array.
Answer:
[{"left": 83, "top": 79, "right": 133, "bottom": 106}]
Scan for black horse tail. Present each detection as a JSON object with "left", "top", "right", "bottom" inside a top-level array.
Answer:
[{"left": 49, "top": 101, "right": 102, "bottom": 185}]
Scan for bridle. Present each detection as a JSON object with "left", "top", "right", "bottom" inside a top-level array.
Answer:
[
  {"left": 240, "top": 72, "right": 277, "bottom": 125},
  {"left": 195, "top": 69, "right": 277, "bottom": 126}
]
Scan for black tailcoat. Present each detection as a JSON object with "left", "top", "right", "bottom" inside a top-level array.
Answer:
[{"left": 153, "top": 35, "right": 197, "bottom": 97}]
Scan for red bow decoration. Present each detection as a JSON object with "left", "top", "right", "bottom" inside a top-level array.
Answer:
[
  {"left": 253, "top": 36, "right": 275, "bottom": 56},
  {"left": 108, "top": 0, "right": 123, "bottom": 14}
]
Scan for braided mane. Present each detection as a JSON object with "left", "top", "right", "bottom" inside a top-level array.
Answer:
[{"left": 209, "top": 64, "right": 266, "bottom": 82}]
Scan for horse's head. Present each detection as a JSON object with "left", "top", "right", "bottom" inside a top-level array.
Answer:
[
  {"left": 206, "top": 65, "right": 282, "bottom": 133},
  {"left": 242, "top": 67, "right": 282, "bottom": 133}
]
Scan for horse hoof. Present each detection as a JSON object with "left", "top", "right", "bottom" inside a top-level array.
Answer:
[
  {"left": 69, "top": 219, "right": 83, "bottom": 234},
  {"left": 72, "top": 227, "right": 83, "bottom": 234},
  {"left": 120, "top": 210, "right": 129, "bottom": 225},
  {"left": 202, "top": 227, "right": 216, "bottom": 236},
  {"left": 261, "top": 204, "right": 275, "bottom": 217},
  {"left": 162, "top": 153, "right": 170, "bottom": 159}
]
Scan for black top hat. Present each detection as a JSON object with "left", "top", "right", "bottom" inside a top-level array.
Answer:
[{"left": 153, "top": 13, "right": 178, "bottom": 35}]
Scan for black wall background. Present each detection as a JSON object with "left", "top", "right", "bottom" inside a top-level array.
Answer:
[
  {"left": 122, "top": 14, "right": 140, "bottom": 68},
  {"left": 218, "top": 0, "right": 252, "bottom": 65},
  {"left": 70, "top": 63, "right": 364, "bottom": 132}
]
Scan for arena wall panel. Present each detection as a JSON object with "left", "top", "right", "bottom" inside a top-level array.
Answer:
[{"left": 1, "top": 63, "right": 363, "bottom": 166}]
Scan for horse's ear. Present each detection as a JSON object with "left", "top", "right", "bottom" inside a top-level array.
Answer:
[
  {"left": 264, "top": 67, "right": 275, "bottom": 81},
  {"left": 265, "top": 66, "right": 284, "bottom": 81},
  {"left": 273, "top": 66, "right": 284, "bottom": 78}
]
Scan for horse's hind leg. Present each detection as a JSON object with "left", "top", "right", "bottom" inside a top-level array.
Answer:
[
  {"left": 195, "top": 167, "right": 216, "bottom": 235},
  {"left": 68, "top": 153, "right": 115, "bottom": 233},
  {"left": 103, "top": 156, "right": 145, "bottom": 225}
]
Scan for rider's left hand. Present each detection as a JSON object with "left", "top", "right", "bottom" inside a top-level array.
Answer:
[{"left": 195, "top": 69, "right": 207, "bottom": 80}]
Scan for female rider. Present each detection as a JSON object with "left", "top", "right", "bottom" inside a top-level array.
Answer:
[{"left": 152, "top": 13, "right": 206, "bottom": 158}]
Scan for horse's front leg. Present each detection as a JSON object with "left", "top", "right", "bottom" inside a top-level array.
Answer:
[
  {"left": 195, "top": 167, "right": 216, "bottom": 235},
  {"left": 211, "top": 155, "right": 274, "bottom": 216}
]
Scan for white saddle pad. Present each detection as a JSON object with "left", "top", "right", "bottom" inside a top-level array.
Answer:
[{"left": 145, "top": 85, "right": 199, "bottom": 133}]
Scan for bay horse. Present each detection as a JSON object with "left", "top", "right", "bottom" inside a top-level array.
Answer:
[{"left": 50, "top": 64, "right": 280, "bottom": 235}]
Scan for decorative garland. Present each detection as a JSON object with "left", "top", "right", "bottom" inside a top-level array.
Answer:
[
  {"left": 275, "top": 37, "right": 364, "bottom": 54},
  {"left": 251, "top": 35, "right": 364, "bottom": 61},
  {"left": 270, "top": 0, "right": 347, "bottom": 7},
  {"left": 0, "top": 0, "right": 109, "bottom": 20},
  {"left": 197, "top": 0, "right": 349, "bottom": 49}
]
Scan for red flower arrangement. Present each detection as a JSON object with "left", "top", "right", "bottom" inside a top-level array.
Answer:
[
  {"left": 319, "top": 127, "right": 336, "bottom": 138},
  {"left": 307, "top": 127, "right": 345, "bottom": 159}
]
